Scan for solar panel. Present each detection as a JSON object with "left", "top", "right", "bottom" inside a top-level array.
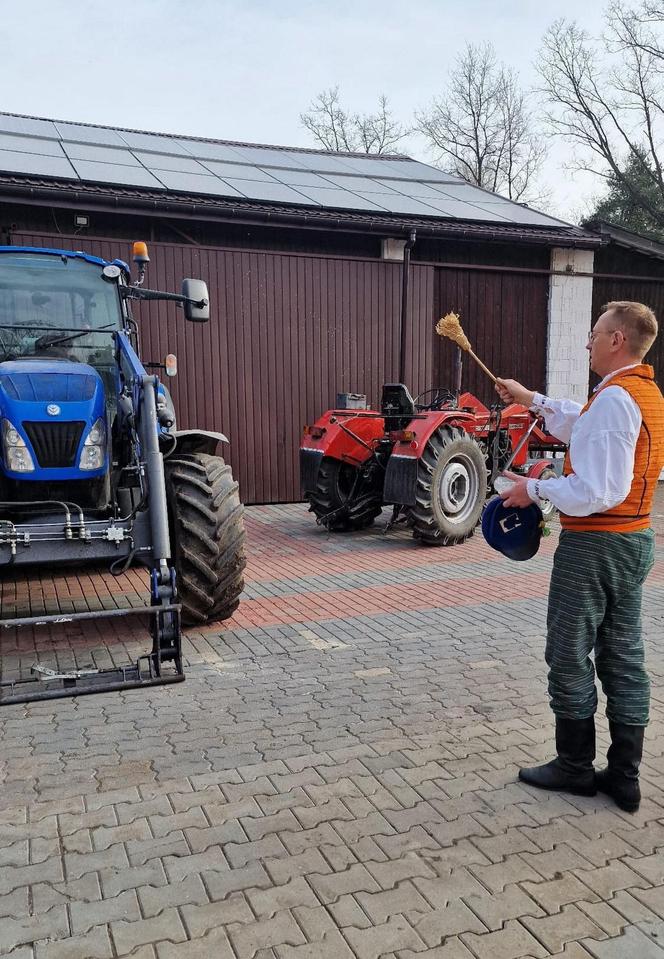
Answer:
[
  {"left": 319, "top": 174, "right": 398, "bottom": 193},
  {"left": 151, "top": 170, "right": 244, "bottom": 196},
  {"left": 54, "top": 122, "right": 128, "bottom": 146},
  {"left": 329, "top": 156, "right": 443, "bottom": 180},
  {"left": 134, "top": 152, "right": 209, "bottom": 174},
  {"left": 277, "top": 151, "right": 360, "bottom": 174},
  {"left": 0, "top": 149, "right": 75, "bottom": 178},
  {"left": 375, "top": 159, "right": 457, "bottom": 181},
  {"left": 0, "top": 115, "right": 58, "bottom": 138},
  {"left": 178, "top": 140, "right": 250, "bottom": 163},
  {"left": 276, "top": 170, "right": 338, "bottom": 188},
  {"left": 353, "top": 193, "right": 451, "bottom": 216},
  {"left": 474, "top": 201, "right": 566, "bottom": 227},
  {"left": 228, "top": 145, "right": 307, "bottom": 170},
  {"left": 68, "top": 159, "right": 165, "bottom": 189},
  {"left": 291, "top": 186, "right": 387, "bottom": 211},
  {"left": 419, "top": 197, "right": 512, "bottom": 221},
  {"left": 220, "top": 179, "right": 310, "bottom": 203},
  {"left": 380, "top": 180, "right": 459, "bottom": 200},
  {"left": 118, "top": 131, "right": 190, "bottom": 155},
  {"left": 434, "top": 183, "right": 505, "bottom": 203},
  {"left": 0, "top": 112, "right": 579, "bottom": 233},
  {"left": 62, "top": 142, "right": 141, "bottom": 166},
  {"left": 199, "top": 160, "right": 278, "bottom": 182},
  {"left": 519, "top": 208, "right": 567, "bottom": 226},
  {"left": 0, "top": 134, "right": 64, "bottom": 156}
]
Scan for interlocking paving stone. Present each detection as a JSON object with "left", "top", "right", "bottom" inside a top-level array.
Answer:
[
  {"left": 398, "top": 942, "right": 477, "bottom": 959},
  {"left": 34, "top": 926, "right": 114, "bottom": 959},
  {"left": 69, "top": 889, "right": 140, "bottom": 934},
  {"left": 631, "top": 884, "right": 664, "bottom": 919},
  {"left": 138, "top": 873, "right": 209, "bottom": 917},
  {"left": 111, "top": 908, "right": 187, "bottom": 954},
  {"left": 0, "top": 906, "right": 69, "bottom": 953},
  {"left": 228, "top": 909, "right": 307, "bottom": 956},
  {"left": 522, "top": 903, "right": 607, "bottom": 953},
  {"left": 155, "top": 926, "right": 236, "bottom": 959},
  {"left": 522, "top": 872, "right": 600, "bottom": 912},
  {"left": 461, "top": 918, "right": 550, "bottom": 959},
  {"left": 343, "top": 915, "right": 426, "bottom": 958},
  {"left": 583, "top": 924, "right": 664, "bottom": 958},
  {"left": 576, "top": 899, "right": 630, "bottom": 938}
]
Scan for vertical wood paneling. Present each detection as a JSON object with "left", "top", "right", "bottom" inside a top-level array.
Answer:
[
  {"left": 433, "top": 265, "right": 549, "bottom": 405},
  {"left": 592, "top": 247, "right": 664, "bottom": 390}
]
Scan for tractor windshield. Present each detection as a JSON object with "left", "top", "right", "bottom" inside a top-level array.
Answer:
[{"left": 0, "top": 252, "right": 122, "bottom": 364}]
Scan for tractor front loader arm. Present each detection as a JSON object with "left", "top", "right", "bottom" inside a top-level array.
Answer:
[
  {"left": 117, "top": 333, "right": 183, "bottom": 678},
  {"left": 139, "top": 373, "right": 172, "bottom": 574}
]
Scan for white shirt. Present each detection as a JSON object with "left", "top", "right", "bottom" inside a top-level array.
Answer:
[{"left": 525, "top": 365, "right": 642, "bottom": 516}]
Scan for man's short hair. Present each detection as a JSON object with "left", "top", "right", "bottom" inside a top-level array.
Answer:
[{"left": 602, "top": 300, "right": 658, "bottom": 358}]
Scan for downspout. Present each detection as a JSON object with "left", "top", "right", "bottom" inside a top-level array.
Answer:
[{"left": 398, "top": 229, "right": 417, "bottom": 384}]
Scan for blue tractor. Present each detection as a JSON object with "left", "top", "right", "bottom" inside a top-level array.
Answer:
[{"left": 0, "top": 243, "right": 245, "bottom": 703}]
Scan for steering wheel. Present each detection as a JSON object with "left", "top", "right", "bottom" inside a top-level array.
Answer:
[
  {"left": 28, "top": 346, "right": 80, "bottom": 362},
  {"left": 414, "top": 388, "right": 456, "bottom": 412}
]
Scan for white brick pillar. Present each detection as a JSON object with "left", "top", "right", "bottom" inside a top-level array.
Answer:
[{"left": 546, "top": 247, "right": 595, "bottom": 402}]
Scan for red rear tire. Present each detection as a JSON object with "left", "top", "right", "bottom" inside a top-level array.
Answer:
[{"left": 306, "top": 457, "right": 382, "bottom": 531}]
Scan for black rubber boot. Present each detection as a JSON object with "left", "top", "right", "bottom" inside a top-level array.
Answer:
[
  {"left": 595, "top": 722, "right": 645, "bottom": 813},
  {"left": 519, "top": 716, "right": 596, "bottom": 796}
]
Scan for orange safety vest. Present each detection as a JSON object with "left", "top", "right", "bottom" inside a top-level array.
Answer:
[{"left": 560, "top": 364, "right": 664, "bottom": 533}]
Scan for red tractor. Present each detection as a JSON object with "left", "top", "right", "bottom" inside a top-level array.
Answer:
[{"left": 300, "top": 382, "right": 566, "bottom": 545}]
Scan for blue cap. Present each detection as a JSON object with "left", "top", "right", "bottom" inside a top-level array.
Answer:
[{"left": 481, "top": 496, "right": 544, "bottom": 561}]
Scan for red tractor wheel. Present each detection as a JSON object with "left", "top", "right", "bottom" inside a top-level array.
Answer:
[
  {"left": 409, "top": 427, "right": 487, "bottom": 546},
  {"left": 306, "top": 457, "right": 382, "bottom": 531}
]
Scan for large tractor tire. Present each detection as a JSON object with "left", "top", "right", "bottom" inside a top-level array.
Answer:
[
  {"left": 307, "top": 457, "right": 382, "bottom": 531},
  {"left": 165, "top": 453, "right": 246, "bottom": 626},
  {"left": 409, "top": 427, "right": 487, "bottom": 546}
]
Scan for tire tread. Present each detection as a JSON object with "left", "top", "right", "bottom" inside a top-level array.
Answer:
[{"left": 166, "top": 453, "right": 246, "bottom": 625}]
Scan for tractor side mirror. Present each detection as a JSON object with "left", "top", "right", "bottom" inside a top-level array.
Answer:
[{"left": 182, "top": 278, "right": 210, "bottom": 323}]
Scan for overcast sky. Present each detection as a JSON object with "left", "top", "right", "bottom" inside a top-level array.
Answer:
[{"left": 2, "top": 0, "right": 609, "bottom": 222}]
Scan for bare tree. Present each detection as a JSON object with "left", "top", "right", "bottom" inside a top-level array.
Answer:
[
  {"left": 300, "top": 87, "right": 409, "bottom": 154},
  {"left": 415, "top": 43, "right": 545, "bottom": 201},
  {"left": 539, "top": 3, "right": 664, "bottom": 229}
]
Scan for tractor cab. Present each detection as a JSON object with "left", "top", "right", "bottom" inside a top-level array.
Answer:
[
  {"left": 0, "top": 250, "right": 125, "bottom": 507},
  {"left": 0, "top": 249, "right": 122, "bottom": 374}
]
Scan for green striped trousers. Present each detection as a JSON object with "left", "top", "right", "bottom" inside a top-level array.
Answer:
[{"left": 546, "top": 528, "right": 655, "bottom": 726}]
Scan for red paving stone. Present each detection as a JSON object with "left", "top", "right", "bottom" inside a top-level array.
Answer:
[
  {"left": 241, "top": 513, "right": 536, "bottom": 583},
  {"left": 223, "top": 570, "right": 551, "bottom": 629}
]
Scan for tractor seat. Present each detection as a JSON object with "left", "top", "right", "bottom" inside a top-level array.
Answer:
[{"left": 381, "top": 383, "right": 416, "bottom": 418}]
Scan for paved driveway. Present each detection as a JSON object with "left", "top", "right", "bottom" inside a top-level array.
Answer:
[{"left": 0, "top": 498, "right": 663, "bottom": 958}]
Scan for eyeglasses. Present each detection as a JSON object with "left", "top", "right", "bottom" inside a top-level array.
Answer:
[{"left": 587, "top": 329, "right": 619, "bottom": 342}]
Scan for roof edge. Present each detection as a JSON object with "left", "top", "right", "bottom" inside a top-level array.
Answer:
[
  {"left": 0, "top": 176, "right": 602, "bottom": 249},
  {"left": 585, "top": 219, "right": 664, "bottom": 261}
]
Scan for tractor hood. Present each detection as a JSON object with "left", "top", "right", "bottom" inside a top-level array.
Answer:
[
  {"left": 0, "top": 359, "right": 100, "bottom": 404},
  {"left": 0, "top": 359, "right": 108, "bottom": 480}
]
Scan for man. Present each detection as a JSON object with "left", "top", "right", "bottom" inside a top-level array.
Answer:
[{"left": 496, "top": 301, "right": 664, "bottom": 813}]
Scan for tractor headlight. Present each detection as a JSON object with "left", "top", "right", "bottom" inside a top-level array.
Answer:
[
  {"left": 80, "top": 417, "right": 106, "bottom": 471},
  {"left": 2, "top": 420, "right": 35, "bottom": 472}
]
